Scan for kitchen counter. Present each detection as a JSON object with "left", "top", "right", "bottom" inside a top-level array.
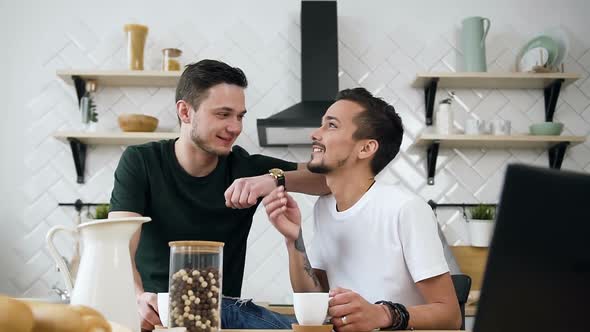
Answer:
[{"left": 266, "top": 304, "right": 480, "bottom": 317}]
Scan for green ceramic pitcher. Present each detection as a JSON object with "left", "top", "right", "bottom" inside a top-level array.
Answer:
[{"left": 461, "top": 16, "right": 491, "bottom": 72}]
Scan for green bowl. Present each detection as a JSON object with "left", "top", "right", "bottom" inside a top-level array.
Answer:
[{"left": 529, "top": 122, "right": 563, "bottom": 135}]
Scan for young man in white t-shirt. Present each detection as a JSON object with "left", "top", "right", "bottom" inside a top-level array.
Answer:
[{"left": 262, "top": 88, "right": 461, "bottom": 331}]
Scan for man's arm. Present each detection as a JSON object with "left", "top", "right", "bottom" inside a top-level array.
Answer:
[
  {"left": 286, "top": 228, "right": 329, "bottom": 292},
  {"left": 108, "top": 211, "right": 162, "bottom": 330},
  {"left": 285, "top": 163, "right": 329, "bottom": 195},
  {"left": 225, "top": 163, "right": 329, "bottom": 209},
  {"left": 262, "top": 186, "right": 329, "bottom": 292},
  {"left": 328, "top": 273, "right": 461, "bottom": 331},
  {"left": 406, "top": 272, "right": 462, "bottom": 329}
]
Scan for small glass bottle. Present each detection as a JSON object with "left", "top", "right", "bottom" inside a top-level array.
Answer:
[
  {"left": 435, "top": 91, "right": 455, "bottom": 134},
  {"left": 80, "top": 80, "right": 97, "bottom": 127},
  {"left": 168, "top": 241, "right": 224, "bottom": 332},
  {"left": 162, "top": 48, "right": 182, "bottom": 71}
]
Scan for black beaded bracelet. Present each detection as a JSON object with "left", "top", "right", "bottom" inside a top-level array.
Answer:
[{"left": 375, "top": 301, "right": 410, "bottom": 330}]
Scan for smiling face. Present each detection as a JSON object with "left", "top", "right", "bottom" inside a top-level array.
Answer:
[
  {"left": 307, "top": 99, "right": 369, "bottom": 174},
  {"left": 188, "top": 83, "right": 246, "bottom": 156}
]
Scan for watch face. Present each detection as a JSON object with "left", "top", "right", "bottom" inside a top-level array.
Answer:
[{"left": 270, "top": 168, "right": 283, "bottom": 177}]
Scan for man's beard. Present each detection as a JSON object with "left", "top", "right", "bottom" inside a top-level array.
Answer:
[
  {"left": 307, "top": 155, "right": 349, "bottom": 174},
  {"left": 307, "top": 161, "right": 331, "bottom": 174},
  {"left": 190, "top": 126, "right": 230, "bottom": 156}
]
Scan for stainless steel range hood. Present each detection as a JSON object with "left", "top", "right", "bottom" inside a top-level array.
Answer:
[{"left": 257, "top": 0, "right": 338, "bottom": 146}]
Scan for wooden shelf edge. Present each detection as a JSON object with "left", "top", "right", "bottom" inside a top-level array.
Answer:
[
  {"left": 413, "top": 134, "right": 586, "bottom": 148},
  {"left": 57, "top": 69, "right": 181, "bottom": 86},
  {"left": 417, "top": 133, "right": 585, "bottom": 141},
  {"left": 412, "top": 72, "right": 580, "bottom": 89},
  {"left": 53, "top": 131, "right": 179, "bottom": 145}
]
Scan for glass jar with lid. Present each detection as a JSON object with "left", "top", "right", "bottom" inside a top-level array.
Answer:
[
  {"left": 162, "top": 48, "right": 182, "bottom": 71},
  {"left": 168, "top": 241, "right": 224, "bottom": 331}
]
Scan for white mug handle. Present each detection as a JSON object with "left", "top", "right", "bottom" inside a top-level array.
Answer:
[
  {"left": 326, "top": 296, "right": 334, "bottom": 322},
  {"left": 46, "top": 225, "right": 77, "bottom": 292}
]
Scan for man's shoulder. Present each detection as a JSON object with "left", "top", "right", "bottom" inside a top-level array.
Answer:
[
  {"left": 372, "top": 182, "right": 417, "bottom": 204},
  {"left": 123, "top": 139, "right": 172, "bottom": 160},
  {"left": 364, "top": 182, "right": 431, "bottom": 216},
  {"left": 228, "top": 145, "right": 297, "bottom": 172},
  {"left": 130, "top": 139, "right": 172, "bottom": 153},
  {"left": 229, "top": 145, "right": 251, "bottom": 159}
]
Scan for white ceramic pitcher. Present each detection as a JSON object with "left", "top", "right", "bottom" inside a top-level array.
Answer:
[{"left": 46, "top": 217, "right": 150, "bottom": 331}]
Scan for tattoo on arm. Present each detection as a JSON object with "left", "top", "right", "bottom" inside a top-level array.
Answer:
[{"left": 294, "top": 228, "right": 320, "bottom": 287}]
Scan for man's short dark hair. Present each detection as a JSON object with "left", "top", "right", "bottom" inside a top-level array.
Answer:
[
  {"left": 335, "top": 87, "right": 404, "bottom": 175},
  {"left": 175, "top": 59, "right": 248, "bottom": 110}
]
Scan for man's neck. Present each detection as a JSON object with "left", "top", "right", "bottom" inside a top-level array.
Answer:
[
  {"left": 174, "top": 136, "right": 219, "bottom": 177},
  {"left": 326, "top": 169, "right": 375, "bottom": 212}
]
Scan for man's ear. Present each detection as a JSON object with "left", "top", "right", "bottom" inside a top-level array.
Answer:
[
  {"left": 177, "top": 100, "right": 192, "bottom": 124},
  {"left": 358, "top": 139, "right": 378, "bottom": 160}
]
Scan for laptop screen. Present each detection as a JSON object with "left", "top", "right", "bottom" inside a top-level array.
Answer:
[{"left": 473, "top": 164, "right": 590, "bottom": 332}]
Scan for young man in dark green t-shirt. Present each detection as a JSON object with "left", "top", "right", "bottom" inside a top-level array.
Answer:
[{"left": 109, "top": 60, "right": 328, "bottom": 330}]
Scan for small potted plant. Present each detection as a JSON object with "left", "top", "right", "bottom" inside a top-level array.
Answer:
[
  {"left": 466, "top": 204, "right": 495, "bottom": 247},
  {"left": 94, "top": 204, "right": 110, "bottom": 220}
]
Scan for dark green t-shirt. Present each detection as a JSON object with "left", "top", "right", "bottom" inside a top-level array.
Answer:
[{"left": 109, "top": 139, "right": 297, "bottom": 296}]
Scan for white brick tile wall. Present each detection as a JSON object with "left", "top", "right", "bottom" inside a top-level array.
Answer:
[
  {"left": 392, "top": 156, "right": 426, "bottom": 191},
  {"left": 361, "top": 34, "right": 400, "bottom": 71},
  {"left": 472, "top": 91, "right": 509, "bottom": 121},
  {"left": 474, "top": 166, "right": 506, "bottom": 203},
  {"left": 339, "top": 42, "right": 371, "bottom": 84},
  {"left": 554, "top": 103, "right": 590, "bottom": 136},
  {"left": 23, "top": 194, "right": 58, "bottom": 231},
  {"left": 562, "top": 84, "right": 590, "bottom": 113},
  {"left": 579, "top": 50, "right": 590, "bottom": 73},
  {"left": 446, "top": 156, "right": 485, "bottom": 191},
  {"left": 473, "top": 150, "right": 511, "bottom": 179},
  {"left": 564, "top": 56, "right": 589, "bottom": 87},
  {"left": 66, "top": 21, "right": 100, "bottom": 53},
  {"left": 415, "top": 37, "right": 452, "bottom": 71},
  {"left": 23, "top": 165, "right": 61, "bottom": 202}
]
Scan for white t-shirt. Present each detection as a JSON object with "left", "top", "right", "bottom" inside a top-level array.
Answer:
[{"left": 308, "top": 182, "right": 449, "bottom": 306}]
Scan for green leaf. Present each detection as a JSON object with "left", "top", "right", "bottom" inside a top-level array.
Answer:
[
  {"left": 94, "top": 204, "right": 110, "bottom": 219},
  {"left": 468, "top": 204, "right": 495, "bottom": 220}
]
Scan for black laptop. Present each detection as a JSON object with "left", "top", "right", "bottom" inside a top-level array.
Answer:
[{"left": 473, "top": 164, "right": 590, "bottom": 332}]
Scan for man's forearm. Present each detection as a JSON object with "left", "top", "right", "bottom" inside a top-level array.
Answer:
[
  {"left": 286, "top": 229, "right": 325, "bottom": 292},
  {"left": 284, "top": 164, "right": 329, "bottom": 195},
  {"left": 406, "top": 303, "right": 462, "bottom": 330}
]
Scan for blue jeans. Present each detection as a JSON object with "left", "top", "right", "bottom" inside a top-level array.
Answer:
[{"left": 221, "top": 297, "right": 297, "bottom": 329}]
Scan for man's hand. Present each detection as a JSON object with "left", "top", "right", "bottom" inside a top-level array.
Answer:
[
  {"left": 137, "top": 292, "right": 162, "bottom": 331},
  {"left": 328, "top": 287, "right": 391, "bottom": 332},
  {"left": 225, "top": 174, "right": 276, "bottom": 209},
  {"left": 262, "top": 186, "right": 302, "bottom": 242}
]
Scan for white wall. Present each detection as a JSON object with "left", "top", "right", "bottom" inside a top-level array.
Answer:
[{"left": 1, "top": 0, "right": 589, "bottom": 303}]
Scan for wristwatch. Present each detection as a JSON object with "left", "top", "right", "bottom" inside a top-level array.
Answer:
[{"left": 268, "top": 168, "right": 286, "bottom": 188}]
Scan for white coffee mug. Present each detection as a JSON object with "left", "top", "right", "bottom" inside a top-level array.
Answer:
[
  {"left": 491, "top": 119, "right": 511, "bottom": 135},
  {"left": 293, "top": 292, "right": 330, "bottom": 325},
  {"left": 465, "top": 119, "right": 484, "bottom": 135},
  {"left": 157, "top": 292, "right": 169, "bottom": 327}
]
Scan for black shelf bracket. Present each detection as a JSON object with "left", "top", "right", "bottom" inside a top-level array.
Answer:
[
  {"left": 426, "top": 141, "right": 440, "bottom": 185},
  {"left": 424, "top": 78, "right": 439, "bottom": 126},
  {"left": 544, "top": 79, "right": 564, "bottom": 122},
  {"left": 68, "top": 138, "right": 87, "bottom": 184},
  {"left": 548, "top": 141, "right": 569, "bottom": 169},
  {"left": 73, "top": 75, "right": 86, "bottom": 106}
]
